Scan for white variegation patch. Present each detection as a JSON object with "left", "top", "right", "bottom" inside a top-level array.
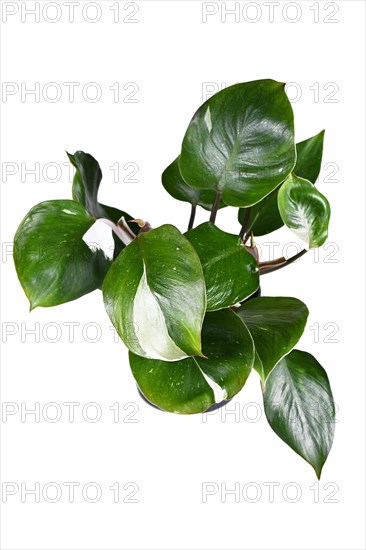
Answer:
[
  {"left": 133, "top": 266, "right": 187, "bottom": 361},
  {"left": 288, "top": 204, "right": 311, "bottom": 246},
  {"left": 62, "top": 209, "right": 77, "bottom": 215},
  {"left": 204, "top": 106, "right": 212, "bottom": 133},
  {"left": 197, "top": 364, "right": 228, "bottom": 403}
]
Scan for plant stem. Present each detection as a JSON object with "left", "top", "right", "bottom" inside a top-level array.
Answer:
[
  {"left": 259, "top": 249, "right": 307, "bottom": 275},
  {"left": 239, "top": 207, "right": 251, "bottom": 240},
  {"left": 187, "top": 204, "right": 197, "bottom": 231},
  {"left": 118, "top": 217, "right": 137, "bottom": 240},
  {"left": 100, "top": 218, "right": 134, "bottom": 246},
  {"left": 209, "top": 190, "right": 222, "bottom": 224}
]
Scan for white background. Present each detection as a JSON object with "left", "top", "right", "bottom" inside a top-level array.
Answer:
[{"left": 1, "top": 1, "right": 365, "bottom": 549}]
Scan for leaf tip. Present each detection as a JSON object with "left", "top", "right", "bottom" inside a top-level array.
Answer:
[{"left": 314, "top": 463, "right": 324, "bottom": 480}]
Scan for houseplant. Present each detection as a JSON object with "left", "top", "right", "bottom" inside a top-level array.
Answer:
[{"left": 13, "top": 79, "right": 335, "bottom": 478}]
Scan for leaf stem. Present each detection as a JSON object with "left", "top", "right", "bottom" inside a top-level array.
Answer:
[
  {"left": 100, "top": 218, "right": 134, "bottom": 246},
  {"left": 187, "top": 204, "right": 197, "bottom": 231},
  {"left": 118, "top": 217, "right": 136, "bottom": 240},
  {"left": 239, "top": 207, "right": 251, "bottom": 240},
  {"left": 259, "top": 249, "right": 307, "bottom": 275},
  {"left": 209, "top": 190, "right": 222, "bottom": 224}
]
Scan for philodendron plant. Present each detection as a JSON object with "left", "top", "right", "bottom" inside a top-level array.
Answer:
[{"left": 14, "top": 79, "right": 335, "bottom": 478}]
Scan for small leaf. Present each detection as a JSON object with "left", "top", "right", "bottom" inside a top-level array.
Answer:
[
  {"left": 186, "top": 222, "right": 259, "bottom": 310},
  {"left": 295, "top": 130, "right": 325, "bottom": 183},
  {"left": 238, "top": 131, "right": 325, "bottom": 236},
  {"left": 129, "top": 309, "right": 254, "bottom": 413},
  {"left": 236, "top": 297, "right": 308, "bottom": 382},
  {"left": 14, "top": 200, "right": 108, "bottom": 309},
  {"left": 263, "top": 349, "right": 335, "bottom": 478},
  {"left": 278, "top": 174, "right": 330, "bottom": 248},
  {"left": 179, "top": 79, "right": 296, "bottom": 207},
  {"left": 103, "top": 224, "right": 206, "bottom": 361}
]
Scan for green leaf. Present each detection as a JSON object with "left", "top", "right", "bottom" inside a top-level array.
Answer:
[
  {"left": 264, "top": 349, "right": 335, "bottom": 478},
  {"left": 236, "top": 297, "right": 309, "bottom": 382},
  {"left": 179, "top": 79, "right": 295, "bottom": 207},
  {"left": 185, "top": 222, "right": 259, "bottom": 310},
  {"left": 14, "top": 200, "right": 109, "bottom": 309},
  {"left": 103, "top": 224, "right": 206, "bottom": 361},
  {"left": 238, "top": 131, "right": 325, "bottom": 236},
  {"left": 67, "top": 151, "right": 138, "bottom": 257},
  {"left": 278, "top": 174, "right": 330, "bottom": 248},
  {"left": 162, "top": 156, "right": 225, "bottom": 211},
  {"left": 67, "top": 150, "right": 101, "bottom": 217},
  {"left": 129, "top": 309, "right": 254, "bottom": 413},
  {"left": 295, "top": 130, "right": 325, "bottom": 183}
]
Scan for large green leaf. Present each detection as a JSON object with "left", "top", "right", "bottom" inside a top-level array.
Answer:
[
  {"left": 129, "top": 309, "right": 254, "bottom": 413},
  {"left": 185, "top": 222, "right": 259, "bottom": 310},
  {"left": 162, "top": 156, "right": 225, "bottom": 211},
  {"left": 264, "top": 350, "right": 335, "bottom": 478},
  {"left": 68, "top": 151, "right": 138, "bottom": 257},
  {"left": 179, "top": 79, "right": 295, "bottom": 208},
  {"left": 14, "top": 200, "right": 109, "bottom": 309},
  {"left": 103, "top": 224, "right": 206, "bottom": 361},
  {"left": 278, "top": 174, "right": 330, "bottom": 248},
  {"left": 238, "top": 131, "right": 325, "bottom": 236},
  {"left": 236, "top": 297, "right": 309, "bottom": 382}
]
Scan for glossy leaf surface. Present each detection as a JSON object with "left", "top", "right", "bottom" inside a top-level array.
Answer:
[
  {"left": 103, "top": 224, "right": 206, "bottom": 361},
  {"left": 14, "top": 200, "right": 109, "bottom": 309},
  {"left": 129, "top": 309, "right": 254, "bottom": 413},
  {"left": 278, "top": 174, "right": 330, "bottom": 248},
  {"left": 179, "top": 79, "right": 295, "bottom": 207},
  {"left": 264, "top": 349, "right": 335, "bottom": 478},
  {"left": 236, "top": 297, "right": 308, "bottom": 381},
  {"left": 186, "top": 222, "right": 259, "bottom": 310}
]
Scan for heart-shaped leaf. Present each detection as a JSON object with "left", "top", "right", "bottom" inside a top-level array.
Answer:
[
  {"left": 14, "top": 200, "right": 110, "bottom": 309},
  {"left": 238, "top": 130, "right": 325, "bottom": 236},
  {"left": 236, "top": 297, "right": 309, "bottom": 382},
  {"left": 185, "top": 222, "right": 259, "bottom": 310},
  {"left": 103, "top": 224, "right": 206, "bottom": 361},
  {"left": 129, "top": 308, "right": 254, "bottom": 413},
  {"left": 68, "top": 151, "right": 138, "bottom": 257},
  {"left": 278, "top": 174, "right": 330, "bottom": 248},
  {"left": 179, "top": 79, "right": 296, "bottom": 207},
  {"left": 162, "top": 156, "right": 226, "bottom": 211},
  {"left": 264, "top": 349, "right": 335, "bottom": 478}
]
